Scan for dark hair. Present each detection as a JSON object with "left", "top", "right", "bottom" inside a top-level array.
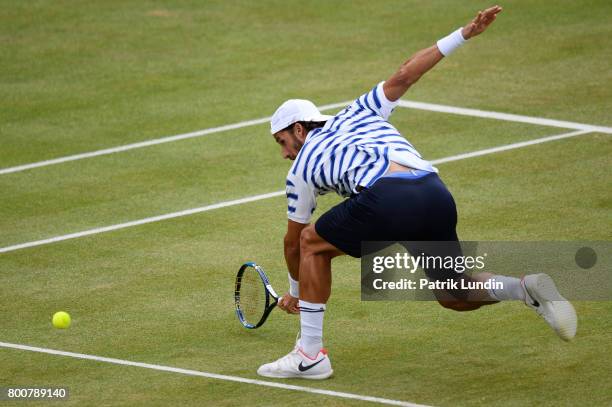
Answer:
[{"left": 285, "top": 121, "right": 327, "bottom": 134}]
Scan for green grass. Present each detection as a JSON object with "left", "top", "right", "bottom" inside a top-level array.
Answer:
[{"left": 1, "top": 1, "right": 611, "bottom": 406}]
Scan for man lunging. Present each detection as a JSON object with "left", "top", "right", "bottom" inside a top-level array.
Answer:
[{"left": 258, "top": 5, "right": 577, "bottom": 380}]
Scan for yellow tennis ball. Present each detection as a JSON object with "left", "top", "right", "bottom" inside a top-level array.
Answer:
[{"left": 52, "top": 311, "right": 71, "bottom": 329}]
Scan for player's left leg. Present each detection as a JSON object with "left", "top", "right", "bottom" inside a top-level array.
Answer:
[{"left": 412, "top": 174, "right": 577, "bottom": 340}]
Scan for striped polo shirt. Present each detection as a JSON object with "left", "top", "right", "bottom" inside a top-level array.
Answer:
[{"left": 286, "top": 82, "right": 437, "bottom": 224}]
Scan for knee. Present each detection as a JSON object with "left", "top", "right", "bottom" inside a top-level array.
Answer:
[
  {"left": 299, "top": 226, "right": 319, "bottom": 254},
  {"left": 437, "top": 299, "right": 483, "bottom": 312}
]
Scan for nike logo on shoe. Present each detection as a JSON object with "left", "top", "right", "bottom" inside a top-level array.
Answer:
[
  {"left": 521, "top": 278, "right": 540, "bottom": 307},
  {"left": 298, "top": 358, "right": 325, "bottom": 372},
  {"left": 525, "top": 288, "right": 540, "bottom": 307}
]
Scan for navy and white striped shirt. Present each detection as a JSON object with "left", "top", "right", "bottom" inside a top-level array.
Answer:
[{"left": 286, "top": 82, "right": 437, "bottom": 224}]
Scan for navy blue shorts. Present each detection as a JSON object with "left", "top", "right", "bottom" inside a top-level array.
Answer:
[
  {"left": 315, "top": 171, "right": 474, "bottom": 300},
  {"left": 315, "top": 171, "right": 459, "bottom": 258}
]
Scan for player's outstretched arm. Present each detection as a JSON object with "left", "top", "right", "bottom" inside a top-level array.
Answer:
[{"left": 383, "top": 5, "right": 502, "bottom": 102}]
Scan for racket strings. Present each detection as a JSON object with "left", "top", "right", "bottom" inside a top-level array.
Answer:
[{"left": 238, "top": 268, "right": 267, "bottom": 324}]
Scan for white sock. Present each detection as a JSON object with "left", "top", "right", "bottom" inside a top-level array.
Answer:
[
  {"left": 486, "top": 275, "right": 525, "bottom": 301},
  {"left": 299, "top": 300, "right": 325, "bottom": 358}
]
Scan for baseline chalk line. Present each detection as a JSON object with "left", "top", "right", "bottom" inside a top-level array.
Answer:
[
  {"left": 2, "top": 100, "right": 609, "bottom": 176},
  {"left": 0, "top": 341, "right": 431, "bottom": 407}
]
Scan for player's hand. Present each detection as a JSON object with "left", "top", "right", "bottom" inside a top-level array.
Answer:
[
  {"left": 462, "top": 5, "right": 502, "bottom": 40},
  {"left": 278, "top": 293, "right": 300, "bottom": 314}
]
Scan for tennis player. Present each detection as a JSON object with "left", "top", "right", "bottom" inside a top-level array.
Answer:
[{"left": 258, "top": 5, "right": 577, "bottom": 380}]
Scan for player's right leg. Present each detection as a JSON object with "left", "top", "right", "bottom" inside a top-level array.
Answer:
[
  {"left": 257, "top": 226, "right": 341, "bottom": 380},
  {"left": 259, "top": 189, "right": 384, "bottom": 380},
  {"left": 256, "top": 337, "right": 333, "bottom": 379}
]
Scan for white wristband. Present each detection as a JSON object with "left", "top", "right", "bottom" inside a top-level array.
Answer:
[
  {"left": 288, "top": 273, "right": 299, "bottom": 298},
  {"left": 436, "top": 27, "right": 466, "bottom": 57}
]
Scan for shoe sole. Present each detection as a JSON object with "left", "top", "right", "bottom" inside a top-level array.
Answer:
[
  {"left": 529, "top": 274, "right": 577, "bottom": 341},
  {"left": 257, "top": 369, "right": 333, "bottom": 380}
]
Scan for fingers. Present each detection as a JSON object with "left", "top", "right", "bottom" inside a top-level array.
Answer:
[
  {"left": 279, "top": 304, "right": 300, "bottom": 314},
  {"left": 482, "top": 14, "right": 495, "bottom": 25},
  {"left": 282, "top": 303, "right": 299, "bottom": 314},
  {"left": 476, "top": 5, "right": 502, "bottom": 23},
  {"left": 472, "top": 5, "right": 502, "bottom": 31},
  {"left": 278, "top": 296, "right": 289, "bottom": 311},
  {"left": 464, "top": 5, "right": 501, "bottom": 39},
  {"left": 278, "top": 294, "right": 300, "bottom": 314},
  {"left": 483, "top": 11, "right": 499, "bottom": 26},
  {"left": 484, "top": 5, "right": 503, "bottom": 16}
]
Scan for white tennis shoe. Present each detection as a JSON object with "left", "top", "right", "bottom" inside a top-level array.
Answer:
[
  {"left": 257, "top": 343, "right": 333, "bottom": 380},
  {"left": 522, "top": 273, "right": 577, "bottom": 341}
]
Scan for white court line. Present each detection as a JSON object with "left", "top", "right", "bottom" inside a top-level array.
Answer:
[
  {"left": 0, "top": 102, "right": 351, "bottom": 176},
  {"left": 0, "top": 191, "right": 285, "bottom": 254},
  {"left": 0, "top": 341, "right": 429, "bottom": 407},
  {"left": 397, "top": 100, "right": 612, "bottom": 134},
  {"left": 432, "top": 129, "right": 590, "bottom": 164},
  {"left": 0, "top": 128, "right": 592, "bottom": 255},
  {"left": 2, "top": 100, "right": 611, "bottom": 176}
]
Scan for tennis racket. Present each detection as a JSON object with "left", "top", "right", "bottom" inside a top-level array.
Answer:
[{"left": 234, "top": 262, "right": 279, "bottom": 329}]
